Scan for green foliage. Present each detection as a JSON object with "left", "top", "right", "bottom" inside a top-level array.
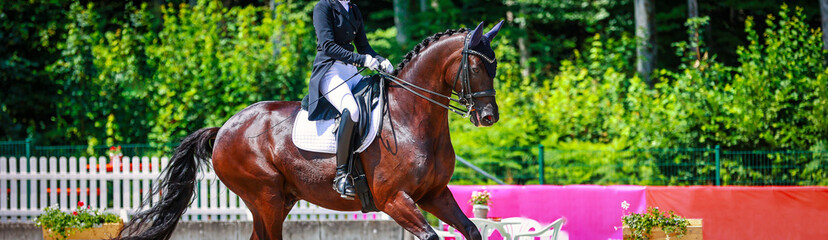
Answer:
[
  {"left": 49, "top": 2, "right": 107, "bottom": 147},
  {"left": 727, "top": 5, "right": 827, "bottom": 149},
  {"left": 34, "top": 204, "right": 121, "bottom": 240},
  {"left": 450, "top": 4, "right": 827, "bottom": 185},
  {"left": 640, "top": 5, "right": 827, "bottom": 150},
  {"left": 511, "top": 0, "right": 632, "bottom": 32},
  {"left": 622, "top": 206, "right": 689, "bottom": 240},
  {"left": 1, "top": 1, "right": 826, "bottom": 186},
  {"left": 271, "top": 1, "right": 316, "bottom": 100},
  {"left": 0, "top": 0, "right": 67, "bottom": 141},
  {"left": 542, "top": 143, "right": 666, "bottom": 185},
  {"left": 144, "top": 0, "right": 284, "bottom": 145},
  {"left": 7, "top": 1, "right": 303, "bottom": 147},
  {"left": 450, "top": 32, "right": 639, "bottom": 184},
  {"left": 366, "top": 26, "right": 404, "bottom": 64}
]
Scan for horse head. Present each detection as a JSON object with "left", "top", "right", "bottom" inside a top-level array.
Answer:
[{"left": 458, "top": 20, "right": 503, "bottom": 127}]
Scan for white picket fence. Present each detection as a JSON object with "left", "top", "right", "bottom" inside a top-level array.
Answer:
[{"left": 0, "top": 156, "right": 388, "bottom": 223}]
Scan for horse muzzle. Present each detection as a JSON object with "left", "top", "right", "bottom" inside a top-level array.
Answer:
[{"left": 470, "top": 103, "right": 499, "bottom": 127}]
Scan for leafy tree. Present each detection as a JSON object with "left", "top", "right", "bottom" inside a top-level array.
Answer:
[{"left": 0, "top": 0, "right": 67, "bottom": 142}]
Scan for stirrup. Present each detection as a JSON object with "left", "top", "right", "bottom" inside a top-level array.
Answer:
[{"left": 333, "top": 174, "right": 356, "bottom": 200}]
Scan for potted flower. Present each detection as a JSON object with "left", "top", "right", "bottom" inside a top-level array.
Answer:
[
  {"left": 107, "top": 145, "right": 123, "bottom": 161},
  {"left": 469, "top": 190, "right": 491, "bottom": 219},
  {"left": 619, "top": 201, "right": 702, "bottom": 240},
  {"left": 34, "top": 201, "right": 123, "bottom": 240}
]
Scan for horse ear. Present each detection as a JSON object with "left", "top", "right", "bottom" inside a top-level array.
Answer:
[
  {"left": 484, "top": 20, "right": 504, "bottom": 41},
  {"left": 469, "top": 21, "right": 485, "bottom": 47}
]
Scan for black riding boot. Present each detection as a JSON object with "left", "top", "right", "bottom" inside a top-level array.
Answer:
[{"left": 333, "top": 109, "right": 357, "bottom": 200}]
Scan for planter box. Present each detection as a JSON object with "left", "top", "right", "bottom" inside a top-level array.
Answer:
[
  {"left": 623, "top": 219, "right": 702, "bottom": 240},
  {"left": 42, "top": 222, "right": 124, "bottom": 240}
]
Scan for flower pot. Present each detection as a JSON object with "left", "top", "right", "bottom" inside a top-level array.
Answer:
[
  {"left": 472, "top": 204, "right": 489, "bottom": 219},
  {"left": 623, "top": 219, "right": 703, "bottom": 240},
  {"left": 42, "top": 222, "right": 124, "bottom": 240}
]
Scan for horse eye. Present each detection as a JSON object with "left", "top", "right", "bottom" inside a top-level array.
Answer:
[{"left": 472, "top": 67, "right": 480, "bottom": 73}]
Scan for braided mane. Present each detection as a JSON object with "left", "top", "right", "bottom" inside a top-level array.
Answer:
[{"left": 393, "top": 28, "right": 470, "bottom": 76}]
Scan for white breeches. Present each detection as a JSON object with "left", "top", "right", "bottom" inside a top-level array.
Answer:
[{"left": 320, "top": 61, "right": 361, "bottom": 122}]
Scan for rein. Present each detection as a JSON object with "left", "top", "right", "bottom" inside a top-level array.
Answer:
[
  {"left": 379, "top": 32, "right": 496, "bottom": 118},
  {"left": 380, "top": 73, "right": 470, "bottom": 116}
]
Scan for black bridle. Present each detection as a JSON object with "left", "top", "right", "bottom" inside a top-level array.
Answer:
[{"left": 380, "top": 32, "right": 496, "bottom": 117}]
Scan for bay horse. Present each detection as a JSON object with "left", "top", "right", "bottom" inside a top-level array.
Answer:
[{"left": 119, "top": 21, "right": 503, "bottom": 240}]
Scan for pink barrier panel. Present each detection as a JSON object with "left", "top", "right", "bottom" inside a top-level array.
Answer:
[
  {"left": 646, "top": 186, "right": 828, "bottom": 240},
  {"left": 449, "top": 185, "right": 646, "bottom": 239}
]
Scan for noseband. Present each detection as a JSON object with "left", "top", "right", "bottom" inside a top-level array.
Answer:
[
  {"left": 381, "top": 32, "right": 496, "bottom": 117},
  {"left": 453, "top": 32, "right": 497, "bottom": 113}
]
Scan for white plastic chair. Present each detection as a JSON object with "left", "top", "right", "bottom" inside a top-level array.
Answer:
[
  {"left": 469, "top": 218, "right": 514, "bottom": 240},
  {"left": 431, "top": 221, "right": 463, "bottom": 240},
  {"left": 433, "top": 221, "right": 464, "bottom": 240},
  {"left": 501, "top": 217, "right": 566, "bottom": 240}
]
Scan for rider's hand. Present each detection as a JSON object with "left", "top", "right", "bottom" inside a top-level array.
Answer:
[
  {"left": 380, "top": 59, "right": 394, "bottom": 73},
  {"left": 363, "top": 54, "right": 380, "bottom": 71}
]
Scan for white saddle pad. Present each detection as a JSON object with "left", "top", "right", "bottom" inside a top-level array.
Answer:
[{"left": 292, "top": 103, "right": 382, "bottom": 154}]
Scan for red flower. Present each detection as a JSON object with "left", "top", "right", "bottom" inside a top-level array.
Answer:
[
  {"left": 73, "top": 211, "right": 78, "bottom": 215},
  {"left": 78, "top": 201, "right": 84, "bottom": 207},
  {"left": 110, "top": 146, "right": 116, "bottom": 151}
]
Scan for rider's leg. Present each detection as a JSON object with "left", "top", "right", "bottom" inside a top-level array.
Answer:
[
  {"left": 320, "top": 62, "right": 361, "bottom": 199},
  {"left": 321, "top": 62, "right": 361, "bottom": 121},
  {"left": 332, "top": 109, "right": 356, "bottom": 199}
]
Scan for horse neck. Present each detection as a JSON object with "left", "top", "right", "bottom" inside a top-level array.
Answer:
[{"left": 387, "top": 36, "right": 462, "bottom": 135}]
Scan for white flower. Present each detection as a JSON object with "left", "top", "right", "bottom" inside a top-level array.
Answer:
[{"left": 621, "top": 201, "right": 630, "bottom": 210}]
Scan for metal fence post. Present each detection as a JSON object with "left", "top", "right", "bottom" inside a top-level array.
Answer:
[
  {"left": 715, "top": 145, "right": 721, "bottom": 186},
  {"left": 538, "top": 144, "right": 544, "bottom": 185},
  {"left": 25, "top": 137, "right": 32, "bottom": 158}
]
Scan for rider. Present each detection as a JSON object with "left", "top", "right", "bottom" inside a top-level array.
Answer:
[{"left": 308, "top": 0, "right": 393, "bottom": 200}]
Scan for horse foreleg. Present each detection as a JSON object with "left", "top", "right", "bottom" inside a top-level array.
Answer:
[
  {"left": 418, "top": 187, "right": 482, "bottom": 240},
  {"left": 381, "top": 191, "right": 440, "bottom": 240}
]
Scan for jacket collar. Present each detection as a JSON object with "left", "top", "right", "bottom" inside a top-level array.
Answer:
[{"left": 330, "top": 0, "right": 357, "bottom": 28}]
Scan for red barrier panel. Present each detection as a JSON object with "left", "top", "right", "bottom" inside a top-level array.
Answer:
[{"left": 646, "top": 186, "right": 828, "bottom": 239}]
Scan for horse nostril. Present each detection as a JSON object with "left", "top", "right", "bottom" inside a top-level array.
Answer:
[{"left": 484, "top": 115, "right": 493, "bottom": 123}]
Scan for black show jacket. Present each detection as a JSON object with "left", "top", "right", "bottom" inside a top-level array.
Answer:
[{"left": 307, "top": 0, "right": 380, "bottom": 120}]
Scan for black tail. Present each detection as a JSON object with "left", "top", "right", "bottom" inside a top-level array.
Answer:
[{"left": 118, "top": 127, "right": 219, "bottom": 240}]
